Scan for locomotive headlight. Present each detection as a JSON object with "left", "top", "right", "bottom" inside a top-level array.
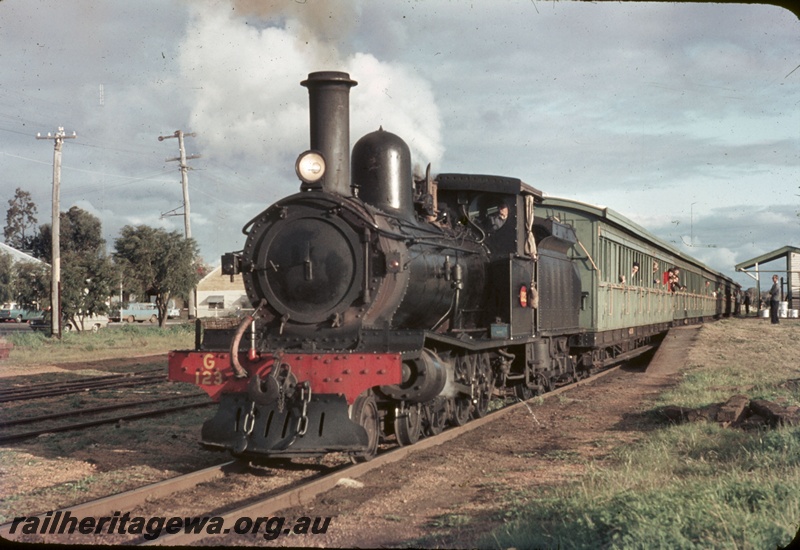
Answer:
[{"left": 295, "top": 150, "right": 326, "bottom": 184}]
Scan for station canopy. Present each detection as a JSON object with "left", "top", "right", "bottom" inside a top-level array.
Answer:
[
  {"left": 735, "top": 246, "right": 799, "bottom": 308},
  {"left": 735, "top": 245, "right": 800, "bottom": 273}
]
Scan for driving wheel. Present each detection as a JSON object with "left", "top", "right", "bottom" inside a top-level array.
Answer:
[{"left": 350, "top": 391, "right": 379, "bottom": 462}]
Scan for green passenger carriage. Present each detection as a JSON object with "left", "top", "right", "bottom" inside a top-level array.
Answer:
[{"left": 538, "top": 197, "right": 736, "bottom": 359}]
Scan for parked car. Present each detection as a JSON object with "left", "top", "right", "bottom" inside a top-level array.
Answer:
[
  {"left": 29, "top": 314, "right": 50, "bottom": 333},
  {"left": 0, "top": 303, "right": 43, "bottom": 323},
  {"left": 110, "top": 302, "right": 159, "bottom": 323},
  {"left": 67, "top": 314, "right": 110, "bottom": 333},
  {"left": 31, "top": 312, "right": 110, "bottom": 333}
]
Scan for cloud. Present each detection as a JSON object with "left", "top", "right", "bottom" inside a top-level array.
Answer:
[
  {"left": 645, "top": 202, "right": 800, "bottom": 285},
  {"left": 178, "top": 2, "right": 443, "bottom": 188}
]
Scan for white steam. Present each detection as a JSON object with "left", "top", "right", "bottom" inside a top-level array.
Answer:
[{"left": 178, "top": 1, "right": 443, "bottom": 175}]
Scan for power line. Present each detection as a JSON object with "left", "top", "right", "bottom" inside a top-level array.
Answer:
[{"left": 0, "top": 151, "right": 174, "bottom": 184}]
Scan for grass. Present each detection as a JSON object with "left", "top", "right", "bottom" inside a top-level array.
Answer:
[
  {"left": 2, "top": 323, "right": 195, "bottom": 365},
  {"left": 485, "top": 319, "right": 800, "bottom": 550}
]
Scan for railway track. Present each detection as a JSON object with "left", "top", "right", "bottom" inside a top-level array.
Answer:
[
  {"left": 0, "top": 369, "right": 165, "bottom": 403},
  {"left": 0, "top": 395, "right": 213, "bottom": 444},
  {"left": 0, "top": 363, "right": 622, "bottom": 546},
  {"left": 0, "top": 462, "right": 241, "bottom": 541},
  {"left": 0, "top": 362, "right": 210, "bottom": 443}
]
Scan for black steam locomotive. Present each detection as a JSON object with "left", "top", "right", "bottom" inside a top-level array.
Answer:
[{"left": 168, "top": 71, "right": 737, "bottom": 461}]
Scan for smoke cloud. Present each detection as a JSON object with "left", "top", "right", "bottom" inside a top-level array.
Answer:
[{"left": 178, "top": 1, "right": 443, "bottom": 181}]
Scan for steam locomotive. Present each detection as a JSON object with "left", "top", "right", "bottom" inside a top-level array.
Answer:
[{"left": 168, "top": 71, "right": 738, "bottom": 462}]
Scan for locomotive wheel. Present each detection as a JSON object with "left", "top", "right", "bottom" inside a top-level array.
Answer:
[
  {"left": 450, "top": 397, "right": 471, "bottom": 426},
  {"left": 451, "top": 353, "right": 474, "bottom": 426},
  {"left": 471, "top": 353, "right": 494, "bottom": 419},
  {"left": 394, "top": 403, "right": 422, "bottom": 446},
  {"left": 423, "top": 399, "right": 447, "bottom": 436},
  {"left": 350, "top": 391, "right": 379, "bottom": 462},
  {"left": 515, "top": 384, "right": 535, "bottom": 401}
]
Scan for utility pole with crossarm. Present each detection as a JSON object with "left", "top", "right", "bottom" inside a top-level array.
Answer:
[
  {"left": 36, "top": 127, "right": 76, "bottom": 339},
  {"left": 158, "top": 130, "right": 200, "bottom": 318}
]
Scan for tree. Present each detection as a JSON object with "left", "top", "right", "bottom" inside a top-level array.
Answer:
[
  {"left": 60, "top": 208, "right": 114, "bottom": 330},
  {"left": 33, "top": 207, "right": 115, "bottom": 332},
  {"left": 114, "top": 225, "right": 200, "bottom": 327},
  {"left": 4, "top": 188, "right": 38, "bottom": 251},
  {"left": 13, "top": 261, "right": 50, "bottom": 312},
  {"left": 0, "top": 251, "right": 13, "bottom": 304}
]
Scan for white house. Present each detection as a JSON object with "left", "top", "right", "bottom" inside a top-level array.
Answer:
[{"left": 195, "top": 265, "right": 250, "bottom": 318}]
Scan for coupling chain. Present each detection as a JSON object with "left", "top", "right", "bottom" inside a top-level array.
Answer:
[
  {"left": 273, "top": 358, "right": 293, "bottom": 413},
  {"left": 296, "top": 381, "right": 311, "bottom": 436}
]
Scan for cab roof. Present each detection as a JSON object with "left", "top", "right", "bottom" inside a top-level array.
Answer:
[{"left": 436, "top": 173, "right": 543, "bottom": 199}]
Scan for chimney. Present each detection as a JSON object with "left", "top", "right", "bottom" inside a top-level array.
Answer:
[{"left": 300, "top": 71, "right": 357, "bottom": 196}]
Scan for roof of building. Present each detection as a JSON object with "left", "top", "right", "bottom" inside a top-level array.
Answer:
[
  {"left": 196, "top": 265, "right": 246, "bottom": 292},
  {"left": 0, "top": 242, "right": 47, "bottom": 266},
  {"left": 735, "top": 246, "right": 800, "bottom": 272}
]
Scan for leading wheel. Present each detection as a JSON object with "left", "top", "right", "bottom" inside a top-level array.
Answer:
[{"left": 350, "top": 391, "right": 379, "bottom": 462}]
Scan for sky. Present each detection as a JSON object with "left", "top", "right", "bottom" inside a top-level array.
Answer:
[{"left": 0, "top": 0, "right": 798, "bottom": 289}]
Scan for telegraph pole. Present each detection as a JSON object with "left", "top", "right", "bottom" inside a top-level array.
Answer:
[
  {"left": 158, "top": 130, "right": 200, "bottom": 318},
  {"left": 36, "top": 127, "right": 76, "bottom": 339}
]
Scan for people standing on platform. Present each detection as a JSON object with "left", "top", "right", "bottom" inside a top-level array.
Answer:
[{"left": 769, "top": 274, "right": 781, "bottom": 324}]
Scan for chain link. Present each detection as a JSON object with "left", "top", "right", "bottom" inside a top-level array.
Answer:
[
  {"left": 242, "top": 400, "right": 256, "bottom": 436},
  {"left": 296, "top": 382, "right": 311, "bottom": 436}
]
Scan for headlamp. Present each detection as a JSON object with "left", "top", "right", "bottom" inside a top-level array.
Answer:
[{"left": 295, "top": 150, "right": 326, "bottom": 184}]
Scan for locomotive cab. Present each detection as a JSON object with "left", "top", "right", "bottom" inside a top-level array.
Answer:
[{"left": 435, "top": 174, "right": 542, "bottom": 338}]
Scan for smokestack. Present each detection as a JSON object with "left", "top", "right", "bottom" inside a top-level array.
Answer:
[{"left": 301, "top": 71, "right": 357, "bottom": 196}]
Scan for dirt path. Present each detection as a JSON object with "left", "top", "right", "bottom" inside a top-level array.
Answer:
[{"left": 227, "top": 326, "right": 698, "bottom": 548}]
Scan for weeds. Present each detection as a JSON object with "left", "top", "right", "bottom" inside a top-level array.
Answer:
[{"left": 3, "top": 323, "right": 194, "bottom": 365}]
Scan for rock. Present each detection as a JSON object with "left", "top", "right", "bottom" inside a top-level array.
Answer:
[
  {"left": 336, "top": 478, "right": 364, "bottom": 489},
  {"left": 656, "top": 394, "right": 800, "bottom": 430},
  {"left": 749, "top": 399, "right": 800, "bottom": 427},
  {"left": 715, "top": 395, "right": 750, "bottom": 427}
]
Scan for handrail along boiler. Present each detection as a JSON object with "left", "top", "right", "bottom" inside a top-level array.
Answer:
[{"left": 168, "top": 71, "right": 739, "bottom": 462}]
